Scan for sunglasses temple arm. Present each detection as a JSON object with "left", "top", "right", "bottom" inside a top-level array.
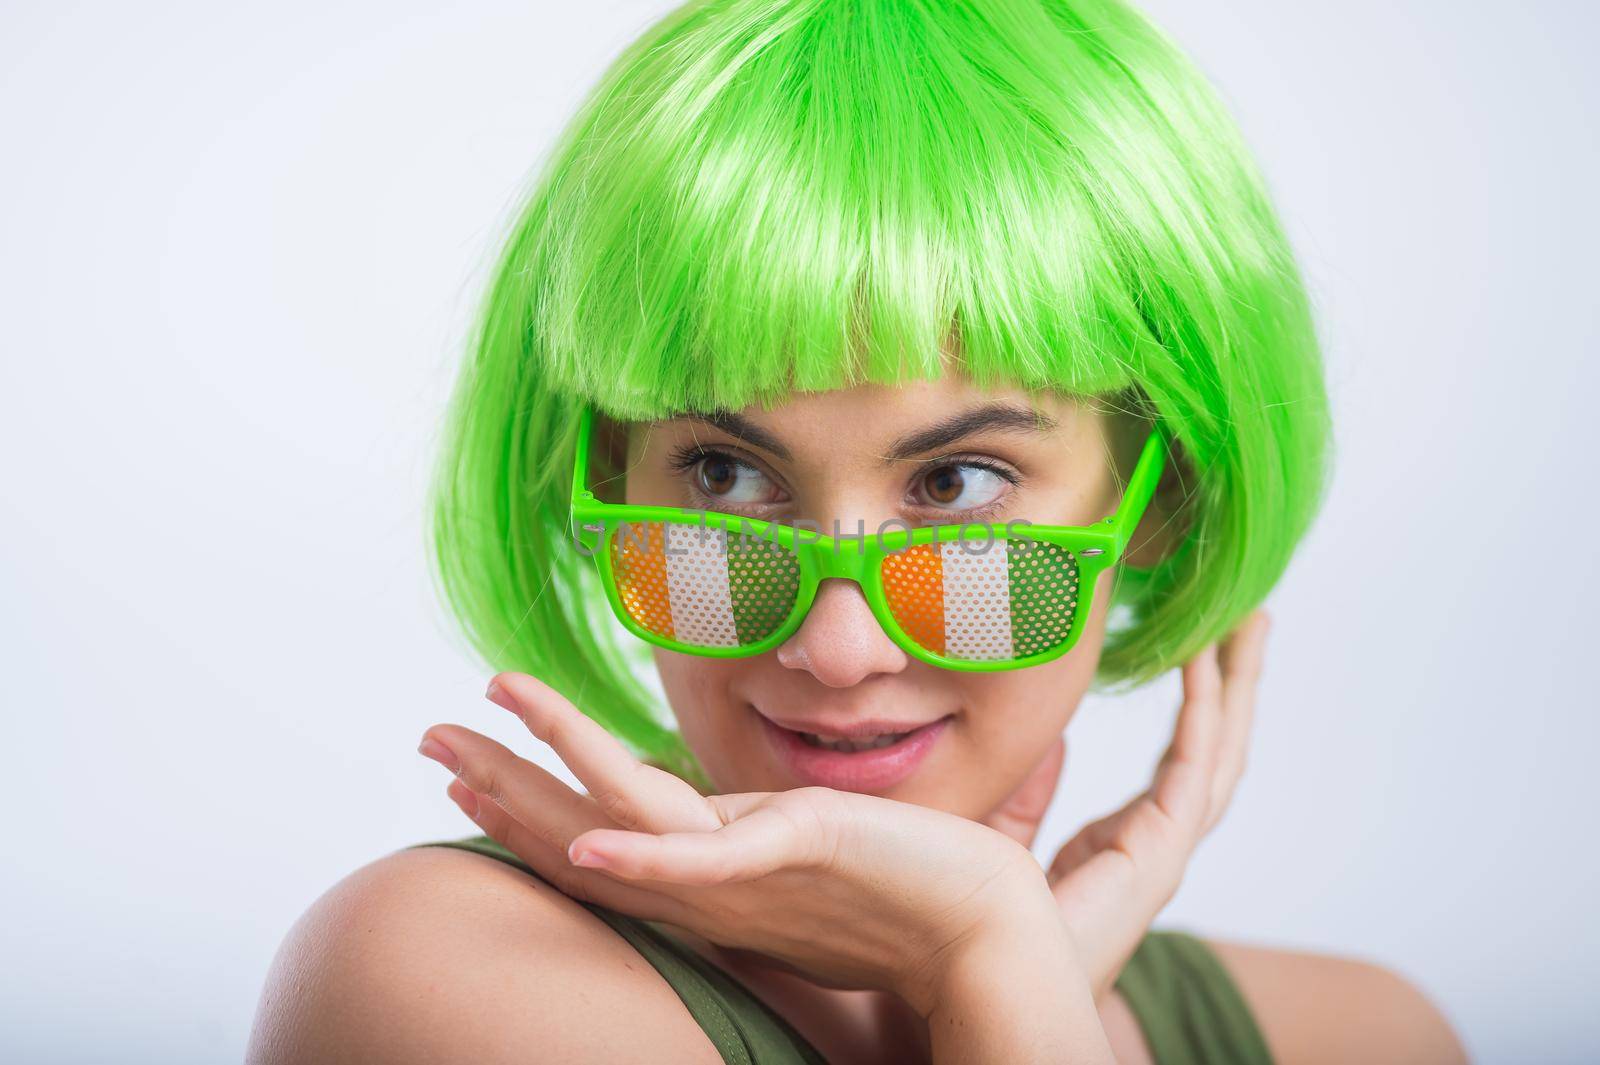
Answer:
[
  {"left": 1108, "top": 424, "right": 1170, "bottom": 559},
  {"left": 572, "top": 404, "right": 594, "bottom": 507}
]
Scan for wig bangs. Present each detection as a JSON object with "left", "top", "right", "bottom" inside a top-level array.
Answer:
[{"left": 513, "top": 0, "right": 1178, "bottom": 418}]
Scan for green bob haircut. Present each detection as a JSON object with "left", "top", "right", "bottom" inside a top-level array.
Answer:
[{"left": 430, "top": 0, "right": 1333, "bottom": 780}]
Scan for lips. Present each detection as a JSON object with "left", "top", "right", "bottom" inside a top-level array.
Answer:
[
  {"left": 755, "top": 709, "right": 952, "bottom": 792},
  {"left": 796, "top": 729, "right": 911, "bottom": 753}
]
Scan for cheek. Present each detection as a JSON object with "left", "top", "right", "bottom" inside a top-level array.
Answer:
[
  {"left": 652, "top": 651, "right": 723, "bottom": 738},
  {"left": 651, "top": 652, "right": 759, "bottom": 791},
  {"left": 944, "top": 650, "right": 1095, "bottom": 811},
  {"left": 930, "top": 568, "right": 1117, "bottom": 814}
]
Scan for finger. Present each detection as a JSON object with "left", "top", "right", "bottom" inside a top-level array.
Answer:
[
  {"left": 1049, "top": 790, "right": 1213, "bottom": 1001},
  {"left": 443, "top": 778, "right": 687, "bottom": 923},
  {"left": 420, "top": 723, "right": 611, "bottom": 856},
  {"left": 1045, "top": 643, "right": 1229, "bottom": 998},
  {"left": 705, "top": 790, "right": 779, "bottom": 821},
  {"left": 567, "top": 804, "right": 816, "bottom": 885},
  {"left": 1048, "top": 643, "right": 1225, "bottom": 889},
  {"left": 1051, "top": 844, "right": 1154, "bottom": 1000},
  {"left": 489, "top": 672, "right": 717, "bottom": 834},
  {"left": 1205, "top": 609, "right": 1270, "bottom": 832},
  {"left": 1149, "top": 641, "right": 1225, "bottom": 838},
  {"left": 981, "top": 734, "right": 1066, "bottom": 849},
  {"left": 1046, "top": 798, "right": 1131, "bottom": 887}
]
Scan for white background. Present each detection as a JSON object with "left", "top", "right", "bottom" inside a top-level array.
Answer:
[{"left": 2, "top": 2, "right": 1595, "bottom": 1061}]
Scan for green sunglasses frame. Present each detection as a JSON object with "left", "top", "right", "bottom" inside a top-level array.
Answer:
[{"left": 570, "top": 405, "right": 1171, "bottom": 672}]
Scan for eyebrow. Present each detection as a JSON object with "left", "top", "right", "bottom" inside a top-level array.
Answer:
[
  {"left": 683, "top": 402, "right": 1057, "bottom": 465},
  {"left": 686, "top": 411, "right": 794, "bottom": 461},
  {"left": 882, "top": 403, "right": 1058, "bottom": 461}
]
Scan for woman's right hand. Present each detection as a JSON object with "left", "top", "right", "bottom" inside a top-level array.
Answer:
[{"left": 419, "top": 673, "right": 1078, "bottom": 1020}]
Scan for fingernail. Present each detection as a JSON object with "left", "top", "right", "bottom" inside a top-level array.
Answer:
[
  {"left": 418, "top": 736, "right": 461, "bottom": 774},
  {"left": 485, "top": 679, "right": 517, "bottom": 713},
  {"left": 569, "top": 847, "right": 608, "bottom": 869}
]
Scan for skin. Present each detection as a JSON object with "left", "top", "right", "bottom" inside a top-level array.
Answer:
[
  {"left": 621, "top": 378, "right": 1149, "bottom": 817},
  {"left": 247, "top": 377, "right": 1469, "bottom": 1064}
]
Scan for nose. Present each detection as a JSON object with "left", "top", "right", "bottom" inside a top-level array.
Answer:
[{"left": 775, "top": 578, "right": 909, "bottom": 686}]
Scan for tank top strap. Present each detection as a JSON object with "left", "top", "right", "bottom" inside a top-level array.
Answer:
[
  {"left": 1113, "top": 929, "right": 1275, "bottom": 1063},
  {"left": 412, "top": 835, "right": 828, "bottom": 1065}
]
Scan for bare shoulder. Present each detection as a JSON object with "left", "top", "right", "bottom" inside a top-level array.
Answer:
[
  {"left": 246, "top": 845, "right": 723, "bottom": 1065},
  {"left": 1203, "top": 937, "right": 1469, "bottom": 1065}
]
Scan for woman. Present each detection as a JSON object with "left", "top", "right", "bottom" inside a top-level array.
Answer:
[{"left": 248, "top": 0, "right": 1467, "bottom": 1060}]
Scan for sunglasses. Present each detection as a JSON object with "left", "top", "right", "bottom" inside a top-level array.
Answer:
[{"left": 570, "top": 405, "right": 1169, "bottom": 672}]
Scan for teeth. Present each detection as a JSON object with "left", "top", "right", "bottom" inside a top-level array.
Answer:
[{"left": 798, "top": 730, "right": 909, "bottom": 753}]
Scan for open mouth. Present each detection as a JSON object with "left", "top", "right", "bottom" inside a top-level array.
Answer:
[
  {"left": 792, "top": 729, "right": 915, "bottom": 753},
  {"left": 755, "top": 710, "right": 954, "bottom": 792}
]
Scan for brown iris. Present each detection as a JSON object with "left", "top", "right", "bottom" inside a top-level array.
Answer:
[
  {"left": 923, "top": 466, "right": 965, "bottom": 505},
  {"left": 698, "top": 456, "right": 738, "bottom": 496}
]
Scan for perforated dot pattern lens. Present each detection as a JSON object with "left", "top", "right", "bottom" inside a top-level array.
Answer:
[
  {"left": 879, "top": 538, "right": 1080, "bottom": 661},
  {"left": 608, "top": 521, "right": 802, "bottom": 648}
]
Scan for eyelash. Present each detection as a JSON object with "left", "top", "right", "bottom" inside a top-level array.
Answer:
[
  {"left": 665, "top": 444, "right": 774, "bottom": 501},
  {"left": 666, "top": 443, "right": 737, "bottom": 476},
  {"left": 664, "top": 445, "right": 1023, "bottom": 518}
]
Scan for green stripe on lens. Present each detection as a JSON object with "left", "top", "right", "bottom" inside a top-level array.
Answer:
[
  {"left": 726, "top": 534, "right": 802, "bottom": 645},
  {"left": 1006, "top": 540, "right": 1080, "bottom": 658}
]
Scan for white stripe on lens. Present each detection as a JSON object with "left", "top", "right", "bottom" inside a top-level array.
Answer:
[
  {"left": 664, "top": 524, "right": 740, "bottom": 647},
  {"left": 940, "top": 538, "right": 1014, "bottom": 660}
]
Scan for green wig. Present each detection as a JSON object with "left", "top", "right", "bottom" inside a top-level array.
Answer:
[{"left": 429, "top": 0, "right": 1333, "bottom": 779}]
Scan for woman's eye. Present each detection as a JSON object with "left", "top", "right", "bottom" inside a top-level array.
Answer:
[
  {"left": 917, "top": 463, "right": 1010, "bottom": 512},
  {"left": 695, "top": 454, "right": 779, "bottom": 504}
]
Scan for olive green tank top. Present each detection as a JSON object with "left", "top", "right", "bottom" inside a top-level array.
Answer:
[{"left": 416, "top": 835, "right": 1273, "bottom": 1064}]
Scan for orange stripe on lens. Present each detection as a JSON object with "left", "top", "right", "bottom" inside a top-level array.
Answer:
[
  {"left": 610, "top": 521, "right": 675, "bottom": 639},
  {"left": 880, "top": 542, "right": 945, "bottom": 655}
]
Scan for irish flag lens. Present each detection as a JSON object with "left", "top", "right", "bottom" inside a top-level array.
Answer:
[
  {"left": 608, "top": 522, "right": 802, "bottom": 648},
  {"left": 879, "top": 539, "right": 1081, "bottom": 661}
]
